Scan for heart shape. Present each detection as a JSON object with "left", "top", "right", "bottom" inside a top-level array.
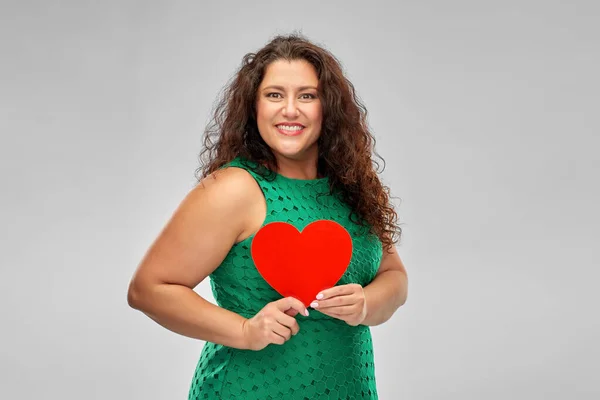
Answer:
[{"left": 251, "top": 220, "right": 353, "bottom": 307}]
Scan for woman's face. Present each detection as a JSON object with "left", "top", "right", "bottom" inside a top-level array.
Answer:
[{"left": 255, "top": 59, "right": 322, "bottom": 163}]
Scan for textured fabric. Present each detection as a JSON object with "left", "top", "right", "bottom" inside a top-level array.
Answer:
[{"left": 188, "top": 157, "right": 383, "bottom": 399}]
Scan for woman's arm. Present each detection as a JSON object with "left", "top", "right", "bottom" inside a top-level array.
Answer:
[
  {"left": 127, "top": 167, "right": 264, "bottom": 349},
  {"left": 361, "top": 245, "right": 408, "bottom": 326}
]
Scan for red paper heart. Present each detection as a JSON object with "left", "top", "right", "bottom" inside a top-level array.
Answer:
[{"left": 251, "top": 220, "right": 353, "bottom": 307}]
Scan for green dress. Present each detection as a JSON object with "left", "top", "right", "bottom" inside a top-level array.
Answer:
[{"left": 188, "top": 157, "right": 383, "bottom": 399}]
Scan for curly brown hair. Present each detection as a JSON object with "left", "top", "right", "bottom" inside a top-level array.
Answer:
[{"left": 195, "top": 33, "right": 401, "bottom": 250}]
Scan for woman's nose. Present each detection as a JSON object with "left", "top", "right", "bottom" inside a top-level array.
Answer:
[{"left": 282, "top": 98, "right": 299, "bottom": 117}]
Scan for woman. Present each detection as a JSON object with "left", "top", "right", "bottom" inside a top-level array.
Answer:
[{"left": 127, "top": 34, "right": 408, "bottom": 399}]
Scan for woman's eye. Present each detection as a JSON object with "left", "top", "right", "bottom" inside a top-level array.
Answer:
[{"left": 266, "top": 93, "right": 316, "bottom": 100}]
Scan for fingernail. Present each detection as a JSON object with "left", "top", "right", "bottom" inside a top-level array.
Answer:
[
  {"left": 316, "top": 293, "right": 324, "bottom": 300},
  {"left": 305, "top": 309, "right": 309, "bottom": 316},
  {"left": 310, "top": 301, "right": 319, "bottom": 308}
]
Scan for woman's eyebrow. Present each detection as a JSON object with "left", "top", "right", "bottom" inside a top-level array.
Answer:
[{"left": 261, "top": 85, "right": 318, "bottom": 91}]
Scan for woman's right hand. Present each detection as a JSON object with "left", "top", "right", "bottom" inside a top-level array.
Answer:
[{"left": 242, "top": 297, "right": 308, "bottom": 351}]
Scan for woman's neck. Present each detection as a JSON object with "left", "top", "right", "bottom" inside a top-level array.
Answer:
[{"left": 274, "top": 154, "right": 319, "bottom": 180}]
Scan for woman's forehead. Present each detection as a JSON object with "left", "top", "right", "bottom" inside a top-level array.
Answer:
[{"left": 260, "top": 60, "right": 318, "bottom": 88}]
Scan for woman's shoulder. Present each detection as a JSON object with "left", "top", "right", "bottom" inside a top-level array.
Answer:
[
  {"left": 199, "top": 161, "right": 260, "bottom": 198},
  {"left": 194, "top": 161, "right": 266, "bottom": 243}
]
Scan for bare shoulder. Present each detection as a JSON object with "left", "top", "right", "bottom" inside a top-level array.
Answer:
[
  {"left": 196, "top": 165, "right": 259, "bottom": 199},
  {"left": 184, "top": 166, "right": 263, "bottom": 234},
  {"left": 128, "top": 166, "right": 263, "bottom": 290},
  {"left": 198, "top": 166, "right": 266, "bottom": 243}
]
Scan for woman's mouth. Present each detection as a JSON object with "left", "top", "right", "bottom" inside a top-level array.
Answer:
[{"left": 276, "top": 124, "right": 305, "bottom": 136}]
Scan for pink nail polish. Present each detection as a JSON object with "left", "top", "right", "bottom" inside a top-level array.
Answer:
[{"left": 316, "top": 293, "right": 324, "bottom": 300}]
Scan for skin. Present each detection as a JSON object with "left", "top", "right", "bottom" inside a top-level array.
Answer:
[
  {"left": 255, "top": 59, "right": 323, "bottom": 179},
  {"left": 127, "top": 58, "right": 408, "bottom": 352}
]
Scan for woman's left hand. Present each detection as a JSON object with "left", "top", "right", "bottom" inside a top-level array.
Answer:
[{"left": 309, "top": 283, "right": 367, "bottom": 326}]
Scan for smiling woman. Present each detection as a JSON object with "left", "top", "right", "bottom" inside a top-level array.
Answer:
[
  {"left": 127, "top": 33, "right": 408, "bottom": 400},
  {"left": 255, "top": 59, "right": 323, "bottom": 175}
]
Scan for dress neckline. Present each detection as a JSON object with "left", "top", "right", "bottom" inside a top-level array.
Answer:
[
  {"left": 274, "top": 171, "right": 329, "bottom": 183},
  {"left": 237, "top": 156, "right": 329, "bottom": 184}
]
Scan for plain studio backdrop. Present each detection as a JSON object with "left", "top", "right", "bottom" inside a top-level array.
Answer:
[{"left": 1, "top": 1, "right": 598, "bottom": 399}]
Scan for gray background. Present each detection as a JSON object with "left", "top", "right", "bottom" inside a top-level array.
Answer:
[{"left": 1, "top": 1, "right": 598, "bottom": 399}]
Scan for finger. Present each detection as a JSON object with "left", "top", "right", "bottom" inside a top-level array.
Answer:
[
  {"left": 284, "top": 308, "right": 299, "bottom": 317},
  {"left": 315, "top": 308, "right": 344, "bottom": 319},
  {"left": 312, "top": 295, "right": 355, "bottom": 309},
  {"left": 276, "top": 313, "right": 300, "bottom": 336},
  {"left": 272, "top": 322, "right": 293, "bottom": 341},
  {"left": 276, "top": 297, "right": 309, "bottom": 316},
  {"left": 270, "top": 331, "right": 286, "bottom": 345},
  {"left": 318, "top": 284, "right": 357, "bottom": 300},
  {"left": 317, "top": 304, "right": 355, "bottom": 315}
]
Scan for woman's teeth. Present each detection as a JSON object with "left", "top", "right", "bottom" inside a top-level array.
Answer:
[{"left": 277, "top": 125, "right": 303, "bottom": 132}]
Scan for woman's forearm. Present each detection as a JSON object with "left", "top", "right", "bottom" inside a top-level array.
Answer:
[
  {"left": 128, "top": 283, "right": 249, "bottom": 349},
  {"left": 362, "top": 270, "right": 408, "bottom": 326}
]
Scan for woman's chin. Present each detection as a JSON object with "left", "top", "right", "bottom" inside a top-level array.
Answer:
[{"left": 266, "top": 138, "right": 319, "bottom": 160}]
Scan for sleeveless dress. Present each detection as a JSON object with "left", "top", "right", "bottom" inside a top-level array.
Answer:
[{"left": 188, "top": 157, "right": 383, "bottom": 399}]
